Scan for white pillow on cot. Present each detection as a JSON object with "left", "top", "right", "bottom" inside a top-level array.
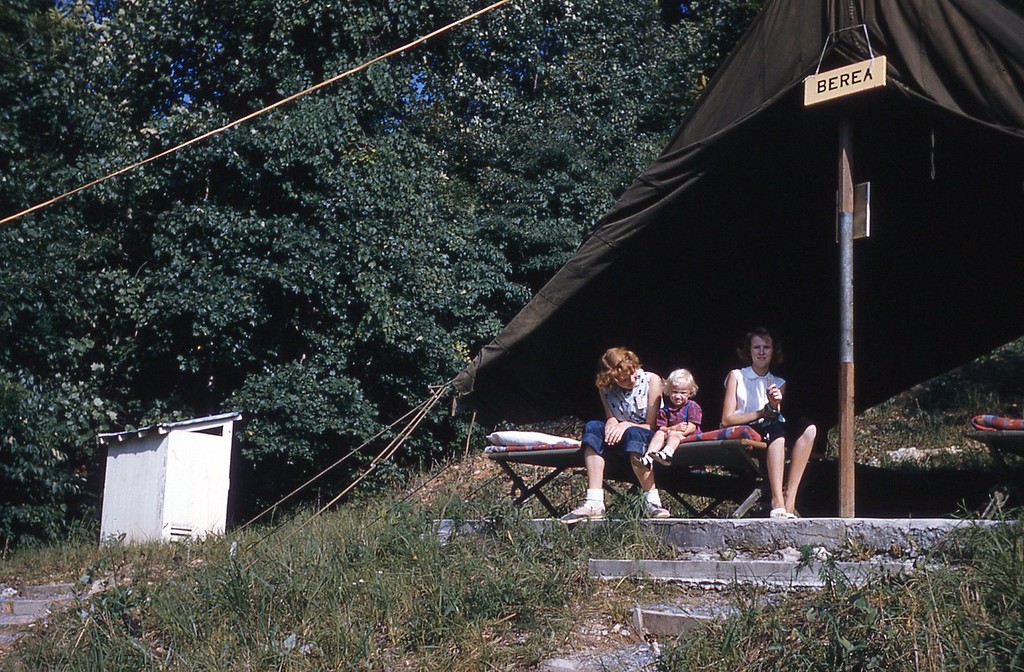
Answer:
[{"left": 486, "top": 431, "right": 581, "bottom": 447}]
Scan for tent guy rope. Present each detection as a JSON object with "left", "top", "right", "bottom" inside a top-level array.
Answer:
[
  {"left": 237, "top": 389, "right": 447, "bottom": 532},
  {"left": 0, "top": 0, "right": 511, "bottom": 227},
  {"left": 244, "top": 381, "right": 452, "bottom": 560}
]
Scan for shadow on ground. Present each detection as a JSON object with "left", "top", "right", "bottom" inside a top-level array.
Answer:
[{"left": 797, "top": 458, "right": 1021, "bottom": 517}]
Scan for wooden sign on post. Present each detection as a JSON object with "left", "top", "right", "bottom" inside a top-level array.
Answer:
[
  {"left": 804, "top": 56, "right": 887, "bottom": 106},
  {"left": 837, "top": 121, "right": 855, "bottom": 518},
  {"left": 803, "top": 52, "right": 887, "bottom": 518}
]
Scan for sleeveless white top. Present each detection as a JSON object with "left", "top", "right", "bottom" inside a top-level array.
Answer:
[
  {"left": 603, "top": 368, "right": 652, "bottom": 424},
  {"left": 727, "top": 366, "right": 786, "bottom": 414}
]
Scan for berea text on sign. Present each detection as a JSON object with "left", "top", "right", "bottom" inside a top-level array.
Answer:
[{"left": 804, "top": 56, "right": 887, "bottom": 106}]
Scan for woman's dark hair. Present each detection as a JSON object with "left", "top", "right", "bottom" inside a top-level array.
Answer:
[{"left": 736, "top": 327, "right": 785, "bottom": 366}]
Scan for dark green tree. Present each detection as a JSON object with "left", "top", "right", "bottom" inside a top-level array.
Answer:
[{"left": 0, "top": 0, "right": 762, "bottom": 544}]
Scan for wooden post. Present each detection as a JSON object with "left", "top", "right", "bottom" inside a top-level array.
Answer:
[{"left": 837, "top": 119, "right": 856, "bottom": 517}]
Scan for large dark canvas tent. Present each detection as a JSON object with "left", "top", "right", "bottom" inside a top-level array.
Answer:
[{"left": 455, "top": 0, "right": 1024, "bottom": 433}]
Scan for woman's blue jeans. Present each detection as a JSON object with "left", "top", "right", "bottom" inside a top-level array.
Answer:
[{"left": 581, "top": 419, "right": 653, "bottom": 457}]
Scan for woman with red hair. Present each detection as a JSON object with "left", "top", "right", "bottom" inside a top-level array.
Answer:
[{"left": 560, "top": 347, "right": 669, "bottom": 524}]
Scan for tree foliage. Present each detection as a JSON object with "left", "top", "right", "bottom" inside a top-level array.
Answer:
[{"left": 0, "top": 0, "right": 762, "bottom": 545}]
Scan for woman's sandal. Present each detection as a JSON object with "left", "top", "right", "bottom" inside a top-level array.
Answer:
[{"left": 770, "top": 507, "right": 797, "bottom": 519}]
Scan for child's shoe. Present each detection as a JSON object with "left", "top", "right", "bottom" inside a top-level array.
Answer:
[
  {"left": 651, "top": 447, "right": 675, "bottom": 465},
  {"left": 632, "top": 453, "right": 655, "bottom": 468}
]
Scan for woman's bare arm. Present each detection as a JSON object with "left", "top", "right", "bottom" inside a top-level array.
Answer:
[{"left": 721, "top": 370, "right": 766, "bottom": 427}]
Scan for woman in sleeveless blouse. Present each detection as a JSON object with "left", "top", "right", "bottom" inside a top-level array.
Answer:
[
  {"left": 721, "top": 328, "right": 816, "bottom": 519},
  {"left": 560, "top": 347, "right": 670, "bottom": 523}
]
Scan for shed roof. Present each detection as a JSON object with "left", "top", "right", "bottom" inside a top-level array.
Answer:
[{"left": 97, "top": 412, "right": 242, "bottom": 445}]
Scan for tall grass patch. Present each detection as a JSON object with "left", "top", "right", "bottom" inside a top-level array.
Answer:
[
  {"left": 2, "top": 495, "right": 671, "bottom": 670},
  {"left": 658, "top": 515, "right": 1024, "bottom": 671}
]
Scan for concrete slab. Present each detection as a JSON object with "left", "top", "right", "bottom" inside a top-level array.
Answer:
[
  {"left": 0, "top": 613, "right": 40, "bottom": 630},
  {"left": 434, "top": 517, "right": 1008, "bottom": 557},
  {"left": 0, "top": 583, "right": 83, "bottom": 652},
  {"left": 0, "top": 597, "right": 75, "bottom": 617},
  {"left": 632, "top": 603, "right": 735, "bottom": 637},
  {"left": 652, "top": 517, "right": 1003, "bottom": 557},
  {"left": 16, "top": 583, "right": 76, "bottom": 599},
  {"left": 589, "top": 557, "right": 919, "bottom": 587}
]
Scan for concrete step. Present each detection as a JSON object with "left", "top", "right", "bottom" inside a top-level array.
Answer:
[
  {"left": 0, "top": 635, "right": 21, "bottom": 651},
  {"left": 0, "top": 596, "right": 77, "bottom": 617},
  {"left": 0, "top": 627, "right": 30, "bottom": 653},
  {"left": 0, "top": 582, "right": 82, "bottom": 652},
  {"left": 589, "top": 557, "right": 918, "bottom": 588},
  {"left": 435, "top": 517, "right": 995, "bottom": 558},
  {"left": 0, "top": 613, "right": 40, "bottom": 631},
  {"left": 651, "top": 518, "right": 982, "bottom": 558},
  {"left": 632, "top": 602, "right": 737, "bottom": 638},
  {"left": 16, "top": 583, "right": 76, "bottom": 599}
]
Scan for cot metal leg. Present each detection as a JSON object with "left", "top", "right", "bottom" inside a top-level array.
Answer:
[
  {"left": 494, "top": 461, "right": 566, "bottom": 518},
  {"left": 980, "top": 486, "right": 1011, "bottom": 519},
  {"left": 732, "top": 488, "right": 762, "bottom": 518},
  {"left": 969, "top": 435, "right": 1024, "bottom": 512},
  {"left": 663, "top": 489, "right": 701, "bottom": 517},
  {"left": 691, "top": 495, "right": 728, "bottom": 517}
]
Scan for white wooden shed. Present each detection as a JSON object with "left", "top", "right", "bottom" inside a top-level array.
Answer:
[{"left": 98, "top": 412, "right": 241, "bottom": 544}]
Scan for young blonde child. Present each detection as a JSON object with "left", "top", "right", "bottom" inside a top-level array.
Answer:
[{"left": 642, "top": 369, "right": 702, "bottom": 466}]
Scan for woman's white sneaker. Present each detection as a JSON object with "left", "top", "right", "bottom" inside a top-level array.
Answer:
[
  {"left": 646, "top": 503, "right": 671, "bottom": 519},
  {"left": 559, "top": 503, "right": 606, "bottom": 524}
]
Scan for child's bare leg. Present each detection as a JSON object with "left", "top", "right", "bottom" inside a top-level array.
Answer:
[
  {"left": 630, "top": 457, "right": 656, "bottom": 491},
  {"left": 663, "top": 431, "right": 683, "bottom": 456},
  {"left": 645, "top": 430, "right": 666, "bottom": 457}
]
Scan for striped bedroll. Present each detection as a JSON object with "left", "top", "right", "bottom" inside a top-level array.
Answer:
[
  {"left": 971, "top": 415, "right": 1024, "bottom": 431},
  {"left": 485, "top": 442, "right": 579, "bottom": 454},
  {"left": 484, "top": 425, "right": 764, "bottom": 453},
  {"left": 680, "top": 425, "right": 763, "bottom": 443}
]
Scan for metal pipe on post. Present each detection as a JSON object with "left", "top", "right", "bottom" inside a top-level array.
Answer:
[
  {"left": 806, "top": 50, "right": 885, "bottom": 519},
  {"left": 837, "top": 119, "right": 856, "bottom": 517}
]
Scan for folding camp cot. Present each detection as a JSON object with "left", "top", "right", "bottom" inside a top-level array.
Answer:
[
  {"left": 964, "top": 415, "right": 1024, "bottom": 512},
  {"left": 484, "top": 426, "right": 769, "bottom": 518},
  {"left": 965, "top": 415, "right": 1024, "bottom": 466}
]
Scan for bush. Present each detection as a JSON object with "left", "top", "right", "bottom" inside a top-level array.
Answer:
[{"left": 0, "top": 373, "right": 84, "bottom": 550}]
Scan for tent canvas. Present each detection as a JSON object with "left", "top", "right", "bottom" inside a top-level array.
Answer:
[{"left": 454, "top": 0, "right": 1024, "bottom": 431}]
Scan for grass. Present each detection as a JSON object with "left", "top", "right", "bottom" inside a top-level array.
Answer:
[
  {"left": 2, "top": 338, "right": 1023, "bottom": 670},
  {"left": 657, "top": 513, "right": 1024, "bottom": 671},
  {"left": 838, "top": 337, "right": 1024, "bottom": 469},
  {"left": 0, "top": 495, "right": 675, "bottom": 671},
  {"left": 6, "top": 500, "right": 1024, "bottom": 670}
]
